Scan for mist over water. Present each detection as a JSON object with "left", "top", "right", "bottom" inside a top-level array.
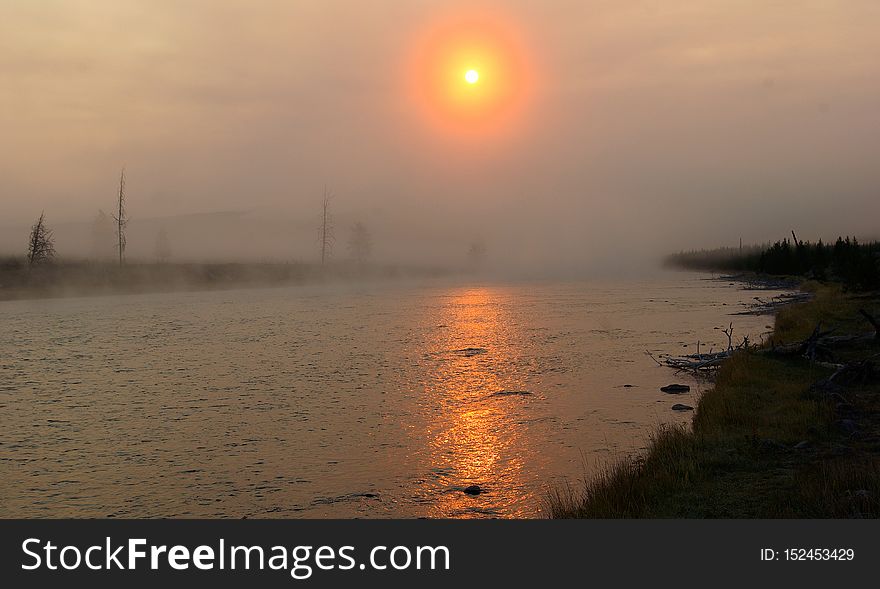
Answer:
[
  {"left": 1, "top": 273, "right": 783, "bottom": 518},
  {"left": 2, "top": 1, "right": 879, "bottom": 274}
]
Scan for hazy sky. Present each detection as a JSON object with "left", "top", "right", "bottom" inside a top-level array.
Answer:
[{"left": 2, "top": 0, "right": 879, "bottom": 269}]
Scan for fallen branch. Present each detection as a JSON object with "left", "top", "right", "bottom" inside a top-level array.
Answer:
[
  {"left": 762, "top": 332, "right": 875, "bottom": 357},
  {"left": 760, "top": 309, "right": 879, "bottom": 365},
  {"left": 653, "top": 309, "right": 878, "bottom": 375},
  {"left": 859, "top": 308, "right": 880, "bottom": 339},
  {"left": 732, "top": 292, "right": 812, "bottom": 315},
  {"left": 659, "top": 344, "right": 748, "bottom": 374},
  {"left": 645, "top": 350, "right": 664, "bottom": 367}
]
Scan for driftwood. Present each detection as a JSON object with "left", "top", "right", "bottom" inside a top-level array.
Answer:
[
  {"left": 859, "top": 309, "right": 880, "bottom": 339},
  {"left": 661, "top": 351, "right": 731, "bottom": 372},
  {"left": 651, "top": 308, "right": 879, "bottom": 375},
  {"left": 763, "top": 333, "right": 869, "bottom": 354},
  {"left": 647, "top": 324, "right": 751, "bottom": 374},
  {"left": 717, "top": 274, "right": 801, "bottom": 291},
  {"left": 733, "top": 292, "right": 812, "bottom": 315},
  {"left": 763, "top": 309, "right": 879, "bottom": 362},
  {"left": 810, "top": 355, "right": 880, "bottom": 400}
]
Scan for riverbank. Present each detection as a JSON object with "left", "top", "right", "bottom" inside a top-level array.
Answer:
[
  {"left": 0, "top": 259, "right": 453, "bottom": 301},
  {"left": 548, "top": 283, "right": 880, "bottom": 517}
]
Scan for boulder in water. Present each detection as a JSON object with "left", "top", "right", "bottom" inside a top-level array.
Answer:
[
  {"left": 671, "top": 404, "right": 693, "bottom": 411},
  {"left": 463, "top": 485, "right": 482, "bottom": 496},
  {"left": 456, "top": 347, "right": 488, "bottom": 357},
  {"left": 490, "top": 390, "right": 533, "bottom": 397},
  {"left": 661, "top": 384, "right": 691, "bottom": 394}
]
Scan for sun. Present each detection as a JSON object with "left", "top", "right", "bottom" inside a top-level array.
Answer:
[{"left": 407, "top": 12, "right": 533, "bottom": 135}]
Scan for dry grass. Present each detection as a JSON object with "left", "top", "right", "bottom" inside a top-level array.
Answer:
[
  {"left": 693, "top": 353, "right": 831, "bottom": 442},
  {"left": 544, "top": 425, "right": 698, "bottom": 518},
  {"left": 548, "top": 286, "right": 880, "bottom": 518}
]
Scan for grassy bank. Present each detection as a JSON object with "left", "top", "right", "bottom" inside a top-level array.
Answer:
[{"left": 548, "top": 284, "right": 880, "bottom": 517}]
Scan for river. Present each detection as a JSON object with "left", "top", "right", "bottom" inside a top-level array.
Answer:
[{"left": 0, "top": 272, "right": 784, "bottom": 518}]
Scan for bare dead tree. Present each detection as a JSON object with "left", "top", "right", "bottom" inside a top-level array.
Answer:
[
  {"left": 347, "top": 221, "right": 373, "bottom": 265},
  {"left": 721, "top": 322, "right": 734, "bottom": 351},
  {"left": 320, "top": 187, "right": 334, "bottom": 265},
  {"left": 467, "top": 240, "right": 487, "bottom": 267},
  {"left": 26, "top": 212, "right": 56, "bottom": 267},
  {"left": 112, "top": 168, "right": 127, "bottom": 267}
]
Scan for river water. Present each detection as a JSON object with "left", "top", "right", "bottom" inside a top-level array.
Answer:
[{"left": 0, "top": 272, "right": 783, "bottom": 518}]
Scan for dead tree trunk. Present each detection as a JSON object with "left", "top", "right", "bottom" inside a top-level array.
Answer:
[
  {"left": 113, "top": 168, "right": 127, "bottom": 267},
  {"left": 320, "top": 187, "right": 333, "bottom": 266}
]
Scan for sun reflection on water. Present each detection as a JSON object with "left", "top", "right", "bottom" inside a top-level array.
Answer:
[{"left": 419, "top": 287, "right": 535, "bottom": 518}]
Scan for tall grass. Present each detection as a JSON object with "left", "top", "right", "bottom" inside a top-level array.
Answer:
[
  {"left": 544, "top": 425, "right": 696, "bottom": 518},
  {"left": 547, "top": 287, "right": 880, "bottom": 518}
]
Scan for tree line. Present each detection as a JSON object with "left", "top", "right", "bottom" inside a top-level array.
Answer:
[{"left": 667, "top": 233, "right": 880, "bottom": 290}]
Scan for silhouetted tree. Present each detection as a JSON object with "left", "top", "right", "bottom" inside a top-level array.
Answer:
[
  {"left": 112, "top": 168, "right": 127, "bottom": 266},
  {"left": 668, "top": 234, "right": 879, "bottom": 291},
  {"left": 320, "top": 187, "right": 333, "bottom": 265},
  {"left": 155, "top": 227, "right": 172, "bottom": 263},
  {"left": 468, "top": 240, "right": 487, "bottom": 267},
  {"left": 347, "top": 221, "right": 372, "bottom": 264},
  {"left": 27, "top": 212, "right": 55, "bottom": 267}
]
